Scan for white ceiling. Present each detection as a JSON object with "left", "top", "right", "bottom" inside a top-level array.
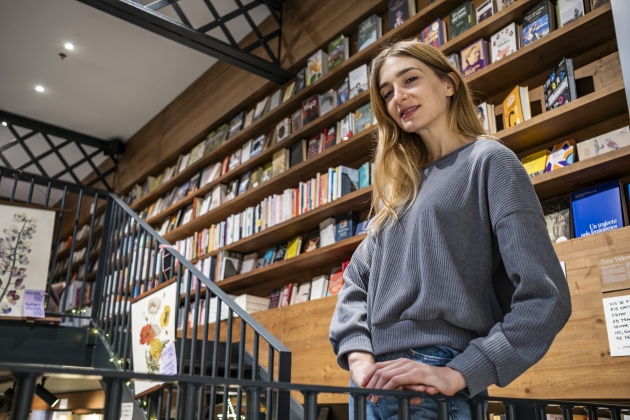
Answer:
[{"left": 0, "top": 0, "right": 271, "bottom": 142}]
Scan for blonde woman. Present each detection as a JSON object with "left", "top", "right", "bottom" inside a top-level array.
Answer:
[{"left": 329, "top": 40, "right": 571, "bottom": 419}]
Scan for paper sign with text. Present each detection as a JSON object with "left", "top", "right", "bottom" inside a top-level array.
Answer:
[
  {"left": 23, "top": 290, "right": 45, "bottom": 318},
  {"left": 160, "top": 342, "right": 177, "bottom": 375},
  {"left": 602, "top": 294, "right": 630, "bottom": 356}
]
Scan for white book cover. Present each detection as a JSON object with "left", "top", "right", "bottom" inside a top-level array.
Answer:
[
  {"left": 210, "top": 184, "right": 226, "bottom": 210},
  {"left": 319, "top": 217, "right": 336, "bottom": 247},
  {"left": 558, "top": 0, "right": 586, "bottom": 27},
  {"left": 208, "top": 162, "right": 222, "bottom": 183},
  {"left": 576, "top": 126, "right": 630, "bottom": 161},
  {"left": 200, "top": 193, "right": 211, "bottom": 215},
  {"left": 476, "top": 0, "right": 494, "bottom": 24},
  {"left": 253, "top": 97, "right": 269, "bottom": 121},
  {"left": 178, "top": 153, "right": 190, "bottom": 173},
  {"left": 490, "top": 22, "right": 518, "bottom": 63},
  {"left": 269, "top": 89, "right": 283, "bottom": 112},
  {"left": 200, "top": 165, "right": 213, "bottom": 187},
  {"left": 476, "top": 102, "right": 491, "bottom": 134},
  {"left": 241, "top": 140, "right": 252, "bottom": 164},
  {"left": 349, "top": 64, "right": 369, "bottom": 99},
  {"left": 310, "top": 275, "right": 329, "bottom": 300},
  {"left": 296, "top": 283, "right": 311, "bottom": 303}
]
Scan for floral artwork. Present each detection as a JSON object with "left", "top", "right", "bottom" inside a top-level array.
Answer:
[
  {"left": 0, "top": 207, "right": 55, "bottom": 317},
  {"left": 131, "top": 281, "right": 177, "bottom": 396}
]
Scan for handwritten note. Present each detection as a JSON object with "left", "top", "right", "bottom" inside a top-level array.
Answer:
[
  {"left": 160, "top": 342, "right": 178, "bottom": 375},
  {"left": 23, "top": 290, "right": 45, "bottom": 318},
  {"left": 602, "top": 294, "right": 630, "bottom": 356},
  {"left": 120, "top": 402, "right": 133, "bottom": 420}
]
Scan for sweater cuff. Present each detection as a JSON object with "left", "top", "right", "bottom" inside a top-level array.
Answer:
[
  {"left": 335, "top": 331, "right": 374, "bottom": 370},
  {"left": 446, "top": 344, "right": 498, "bottom": 397}
]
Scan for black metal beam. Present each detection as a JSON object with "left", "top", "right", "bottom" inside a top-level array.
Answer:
[
  {"left": 0, "top": 110, "right": 125, "bottom": 156},
  {"left": 76, "top": 0, "right": 293, "bottom": 84}
]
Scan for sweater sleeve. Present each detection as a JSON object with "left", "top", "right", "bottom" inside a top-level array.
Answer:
[
  {"left": 329, "top": 233, "right": 375, "bottom": 370},
  {"left": 446, "top": 145, "right": 572, "bottom": 397}
]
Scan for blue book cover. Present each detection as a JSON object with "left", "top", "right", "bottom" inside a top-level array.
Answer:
[
  {"left": 262, "top": 248, "right": 275, "bottom": 266},
  {"left": 359, "top": 162, "right": 371, "bottom": 189},
  {"left": 571, "top": 180, "right": 624, "bottom": 238},
  {"left": 355, "top": 219, "right": 369, "bottom": 235},
  {"left": 335, "top": 211, "right": 357, "bottom": 242}
]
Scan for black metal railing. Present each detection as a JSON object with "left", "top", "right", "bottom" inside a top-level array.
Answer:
[
  {"left": 3, "top": 363, "right": 630, "bottom": 420},
  {"left": 0, "top": 167, "right": 292, "bottom": 419}
]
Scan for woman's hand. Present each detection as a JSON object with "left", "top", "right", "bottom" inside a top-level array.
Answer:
[
  {"left": 361, "top": 358, "right": 467, "bottom": 403},
  {"left": 348, "top": 351, "right": 376, "bottom": 388}
]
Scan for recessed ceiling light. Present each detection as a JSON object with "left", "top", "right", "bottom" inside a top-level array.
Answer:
[
  {"left": 35, "top": 85, "right": 44, "bottom": 92},
  {"left": 1, "top": 122, "right": 7, "bottom": 126},
  {"left": 64, "top": 43, "right": 74, "bottom": 50}
]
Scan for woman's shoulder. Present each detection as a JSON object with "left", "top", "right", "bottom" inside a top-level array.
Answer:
[{"left": 470, "top": 138, "right": 519, "bottom": 165}]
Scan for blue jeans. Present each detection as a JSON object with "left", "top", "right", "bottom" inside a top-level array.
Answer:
[{"left": 348, "top": 345, "right": 487, "bottom": 420}]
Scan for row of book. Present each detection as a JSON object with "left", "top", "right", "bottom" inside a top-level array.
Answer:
[
  {"left": 542, "top": 177, "right": 630, "bottom": 244},
  {"left": 180, "top": 210, "right": 368, "bottom": 283},
  {"left": 58, "top": 212, "right": 105, "bottom": 253},
  {"left": 176, "top": 294, "right": 270, "bottom": 331},
  {"left": 521, "top": 126, "right": 630, "bottom": 179}
]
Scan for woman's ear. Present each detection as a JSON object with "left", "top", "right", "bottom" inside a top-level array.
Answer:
[{"left": 445, "top": 72, "right": 460, "bottom": 97}]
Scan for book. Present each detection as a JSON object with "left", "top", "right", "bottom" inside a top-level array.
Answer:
[
  {"left": 243, "top": 109, "right": 255, "bottom": 129},
  {"left": 349, "top": 65, "right": 369, "bottom": 99},
  {"left": 571, "top": 180, "right": 624, "bottom": 238},
  {"left": 269, "top": 289, "right": 281, "bottom": 309},
  {"left": 461, "top": 39, "right": 490, "bottom": 77},
  {"left": 490, "top": 22, "right": 519, "bottom": 64},
  {"left": 420, "top": 19, "right": 447, "bottom": 48},
  {"left": 261, "top": 162, "right": 273, "bottom": 183},
  {"left": 253, "top": 97, "right": 269, "bottom": 122},
  {"left": 497, "top": 0, "right": 517, "bottom": 11},
  {"left": 522, "top": 1, "right": 556, "bottom": 47},
  {"left": 262, "top": 248, "right": 275, "bottom": 266},
  {"left": 290, "top": 140, "right": 307, "bottom": 167},
  {"left": 544, "top": 57, "right": 577, "bottom": 111},
  {"left": 319, "top": 89, "right": 336, "bottom": 116},
  {"left": 310, "top": 275, "right": 329, "bottom": 300},
  {"left": 521, "top": 149, "right": 549, "bottom": 177},
  {"left": 273, "top": 243, "right": 287, "bottom": 263},
  {"left": 296, "top": 282, "right": 311, "bottom": 303},
  {"left": 449, "top": 1, "right": 474, "bottom": 39},
  {"left": 285, "top": 236, "right": 303, "bottom": 260},
  {"left": 339, "top": 113, "right": 355, "bottom": 140},
  {"left": 237, "top": 171, "right": 251, "bottom": 195},
  {"left": 337, "top": 77, "right": 350, "bottom": 106},
  {"left": 355, "top": 219, "right": 369, "bottom": 235},
  {"left": 250, "top": 134, "right": 265, "bottom": 158},
  {"left": 291, "top": 109, "right": 303, "bottom": 133},
  {"left": 337, "top": 166, "right": 359, "bottom": 197},
  {"left": 542, "top": 195, "right": 572, "bottom": 243},
  {"left": 188, "top": 173, "right": 201, "bottom": 194},
  {"left": 327, "top": 35, "right": 349, "bottom": 71},
  {"left": 227, "top": 111, "right": 245, "bottom": 139},
  {"left": 328, "top": 267, "right": 344, "bottom": 295},
  {"left": 178, "top": 154, "right": 191, "bottom": 173},
  {"left": 302, "top": 95, "right": 320, "bottom": 126},
  {"left": 276, "top": 118, "right": 292, "bottom": 143},
  {"left": 307, "top": 135, "right": 321, "bottom": 159},
  {"left": 591, "top": 0, "right": 609, "bottom": 9},
  {"left": 307, "top": 50, "right": 328, "bottom": 86},
  {"left": 355, "top": 103, "right": 373, "bottom": 134},
  {"left": 241, "top": 140, "right": 252, "bottom": 164},
  {"left": 220, "top": 252, "right": 242, "bottom": 280},
  {"left": 447, "top": 53, "right": 461, "bottom": 73},
  {"left": 302, "top": 230, "right": 320, "bottom": 253},
  {"left": 226, "top": 178, "right": 239, "bottom": 201},
  {"left": 476, "top": 102, "right": 492, "bottom": 134},
  {"left": 241, "top": 253, "right": 258, "bottom": 274},
  {"left": 319, "top": 217, "right": 336, "bottom": 247},
  {"left": 269, "top": 89, "right": 283, "bottom": 113},
  {"left": 283, "top": 80, "right": 296, "bottom": 103},
  {"left": 272, "top": 148, "right": 290, "bottom": 177},
  {"left": 545, "top": 140, "right": 575, "bottom": 172},
  {"left": 476, "top": 0, "right": 494, "bottom": 24},
  {"left": 503, "top": 85, "right": 531, "bottom": 128},
  {"left": 358, "top": 162, "right": 371, "bottom": 189},
  {"left": 293, "top": 68, "right": 307, "bottom": 95},
  {"left": 388, "top": 0, "right": 416, "bottom": 30},
  {"left": 335, "top": 211, "right": 357, "bottom": 242},
  {"left": 358, "top": 14, "right": 382, "bottom": 52},
  {"left": 577, "top": 126, "right": 630, "bottom": 160},
  {"left": 558, "top": 0, "right": 587, "bottom": 27},
  {"left": 323, "top": 125, "right": 337, "bottom": 151},
  {"left": 250, "top": 167, "right": 263, "bottom": 189},
  {"left": 228, "top": 149, "right": 241, "bottom": 172}
]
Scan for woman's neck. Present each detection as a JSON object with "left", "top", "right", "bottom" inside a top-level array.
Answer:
[{"left": 416, "top": 121, "right": 472, "bottom": 163}]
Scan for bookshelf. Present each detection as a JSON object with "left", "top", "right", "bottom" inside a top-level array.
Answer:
[{"left": 56, "top": 0, "right": 630, "bottom": 403}]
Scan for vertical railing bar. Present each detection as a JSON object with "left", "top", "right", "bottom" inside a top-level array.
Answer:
[
  {"left": 79, "top": 193, "right": 99, "bottom": 310},
  {"left": 587, "top": 406, "right": 599, "bottom": 420},
  {"left": 199, "top": 287, "right": 211, "bottom": 377},
  {"left": 222, "top": 309, "right": 234, "bottom": 420},
  {"left": 111, "top": 212, "right": 129, "bottom": 351},
  {"left": 209, "top": 297, "right": 222, "bottom": 420},
  {"left": 353, "top": 394, "right": 367, "bottom": 420},
  {"left": 438, "top": 400, "right": 449, "bottom": 420},
  {"left": 246, "top": 387, "right": 261, "bottom": 420},
  {"left": 174, "top": 385, "right": 182, "bottom": 420},
  {"left": 189, "top": 277, "right": 201, "bottom": 376},
  {"left": 45, "top": 185, "right": 67, "bottom": 310},
  {"left": 236, "top": 319, "right": 246, "bottom": 418},
  {"left": 562, "top": 405, "right": 574, "bottom": 420},
  {"left": 104, "top": 206, "right": 123, "bottom": 342},
  {"left": 178, "top": 266, "right": 190, "bottom": 376},
  {"left": 117, "top": 214, "right": 137, "bottom": 361},
  {"left": 150, "top": 238, "right": 159, "bottom": 288},
  {"left": 398, "top": 397, "right": 411, "bottom": 420},
  {"left": 266, "top": 345, "right": 274, "bottom": 420},
  {"left": 43, "top": 181, "right": 52, "bottom": 206},
  {"left": 9, "top": 171, "right": 19, "bottom": 202},
  {"left": 536, "top": 404, "right": 548, "bottom": 420},
  {"left": 505, "top": 403, "right": 518, "bottom": 420},
  {"left": 165, "top": 384, "right": 173, "bottom": 420},
  {"left": 61, "top": 188, "right": 84, "bottom": 314},
  {"left": 183, "top": 383, "right": 197, "bottom": 420},
  {"left": 252, "top": 332, "right": 259, "bottom": 381},
  {"left": 103, "top": 380, "right": 123, "bottom": 420},
  {"left": 156, "top": 382, "right": 164, "bottom": 420},
  {"left": 140, "top": 228, "right": 149, "bottom": 292},
  {"left": 98, "top": 199, "right": 118, "bottom": 325},
  {"left": 472, "top": 401, "right": 486, "bottom": 420},
  {"left": 26, "top": 178, "right": 35, "bottom": 204}
]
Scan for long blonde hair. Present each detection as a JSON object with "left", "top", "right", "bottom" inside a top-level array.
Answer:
[{"left": 368, "top": 40, "right": 488, "bottom": 234}]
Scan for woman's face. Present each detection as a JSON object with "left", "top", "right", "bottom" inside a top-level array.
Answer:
[
  {"left": 469, "top": 46, "right": 480, "bottom": 63},
  {"left": 378, "top": 55, "right": 454, "bottom": 134}
]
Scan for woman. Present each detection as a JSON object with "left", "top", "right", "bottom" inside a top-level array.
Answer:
[{"left": 329, "top": 40, "right": 571, "bottom": 419}]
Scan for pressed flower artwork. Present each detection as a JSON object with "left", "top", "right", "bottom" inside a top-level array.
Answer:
[
  {"left": 0, "top": 207, "right": 55, "bottom": 317},
  {"left": 131, "top": 281, "right": 177, "bottom": 396}
]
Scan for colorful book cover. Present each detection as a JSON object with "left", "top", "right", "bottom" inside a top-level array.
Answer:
[
  {"left": 227, "top": 111, "right": 245, "bottom": 139},
  {"left": 335, "top": 212, "right": 357, "bottom": 242},
  {"left": 420, "top": 19, "right": 445, "bottom": 48},
  {"left": 359, "top": 162, "right": 371, "bottom": 188},
  {"left": 476, "top": 0, "right": 495, "bottom": 24},
  {"left": 306, "top": 50, "right": 326, "bottom": 86},
  {"left": 490, "top": 22, "right": 518, "bottom": 64},
  {"left": 558, "top": 0, "right": 586, "bottom": 27},
  {"left": 327, "top": 35, "right": 348, "bottom": 71},
  {"left": 545, "top": 140, "right": 575, "bottom": 172},
  {"left": 337, "top": 77, "right": 350, "bottom": 106},
  {"left": 576, "top": 126, "right": 630, "bottom": 160},
  {"left": 521, "top": 149, "right": 548, "bottom": 177},
  {"left": 355, "top": 219, "right": 369, "bottom": 236},
  {"left": 461, "top": 39, "right": 489, "bottom": 77},
  {"left": 349, "top": 65, "right": 369, "bottom": 99},
  {"left": 503, "top": 85, "right": 529, "bottom": 128},
  {"left": 522, "top": 1, "right": 553, "bottom": 47},
  {"left": 355, "top": 103, "right": 373, "bottom": 134},
  {"left": 544, "top": 58, "right": 577, "bottom": 111},
  {"left": 262, "top": 248, "right": 275, "bottom": 266},
  {"left": 388, "top": 0, "right": 415, "bottom": 30},
  {"left": 302, "top": 95, "right": 320, "bottom": 126},
  {"left": 358, "top": 14, "right": 379, "bottom": 51},
  {"left": 571, "top": 180, "right": 624, "bottom": 238},
  {"left": 449, "top": 1, "right": 473, "bottom": 39}
]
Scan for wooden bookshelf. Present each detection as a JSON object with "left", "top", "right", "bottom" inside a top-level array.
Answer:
[
  {"left": 145, "top": 90, "right": 372, "bottom": 226},
  {"left": 57, "top": 225, "right": 103, "bottom": 260},
  {"left": 53, "top": 247, "right": 101, "bottom": 281},
  {"left": 499, "top": 82, "right": 628, "bottom": 154}
]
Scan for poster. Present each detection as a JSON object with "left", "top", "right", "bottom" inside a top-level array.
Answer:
[
  {"left": 602, "top": 294, "right": 630, "bottom": 357},
  {"left": 0, "top": 206, "right": 55, "bottom": 317},
  {"left": 130, "top": 281, "right": 178, "bottom": 395}
]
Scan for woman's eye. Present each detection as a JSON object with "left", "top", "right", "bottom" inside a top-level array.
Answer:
[
  {"left": 383, "top": 91, "right": 392, "bottom": 100},
  {"left": 405, "top": 76, "right": 417, "bottom": 84}
]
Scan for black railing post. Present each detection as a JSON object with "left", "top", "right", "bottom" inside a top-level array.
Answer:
[
  {"left": 398, "top": 397, "right": 411, "bottom": 420},
  {"left": 353, "top": 394, "right": 367, "bottom": 420},
  {"left": 10, "top": 373, "right": 37, "bottom": 420},
  {"left": 276, "top": 350, "right": 292, "bottom": 420},
  {"left": 183, "top": 383, "right": 198, "bottom": 420},
  {"left": 609, "top": 408, "right": 621, "bottom": 420},
  {"left": 587, "top": 406, "right": 598, "bottom": 420},
  {"left": 303, "top": 391, "right": 318, "bottom": 420},
  {"left": 103, "top": 379, "right": 123, "bottom": 420},
  {"left": 535, "top": 403, "right": 548, "bottom": 420},
  {"left": 438, "top": 400, "right": 449, "bottom": 420},
  {"left": 504, "top": 403, "right": 517, "bottom": 420},
  {"left": 562, "top": 405, "right": 574, "bottom": 420},
  {"left": 246, "top": 387, "right": 262, "bottom": 420},
  {"left": 471, "top": 400, "right": 485, "bottom": 420}
]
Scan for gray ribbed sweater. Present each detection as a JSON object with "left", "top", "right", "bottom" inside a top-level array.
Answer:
[{"left": 329, "top": 139, "right": 572, "bottom": 397}]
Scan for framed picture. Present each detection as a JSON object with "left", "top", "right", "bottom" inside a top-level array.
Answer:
[
  {"left": 130, "top": 279, "right": 178, "bottom": 396},
  {"left": 0, "top": 205, "right": 56, "bottom": 318}
]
